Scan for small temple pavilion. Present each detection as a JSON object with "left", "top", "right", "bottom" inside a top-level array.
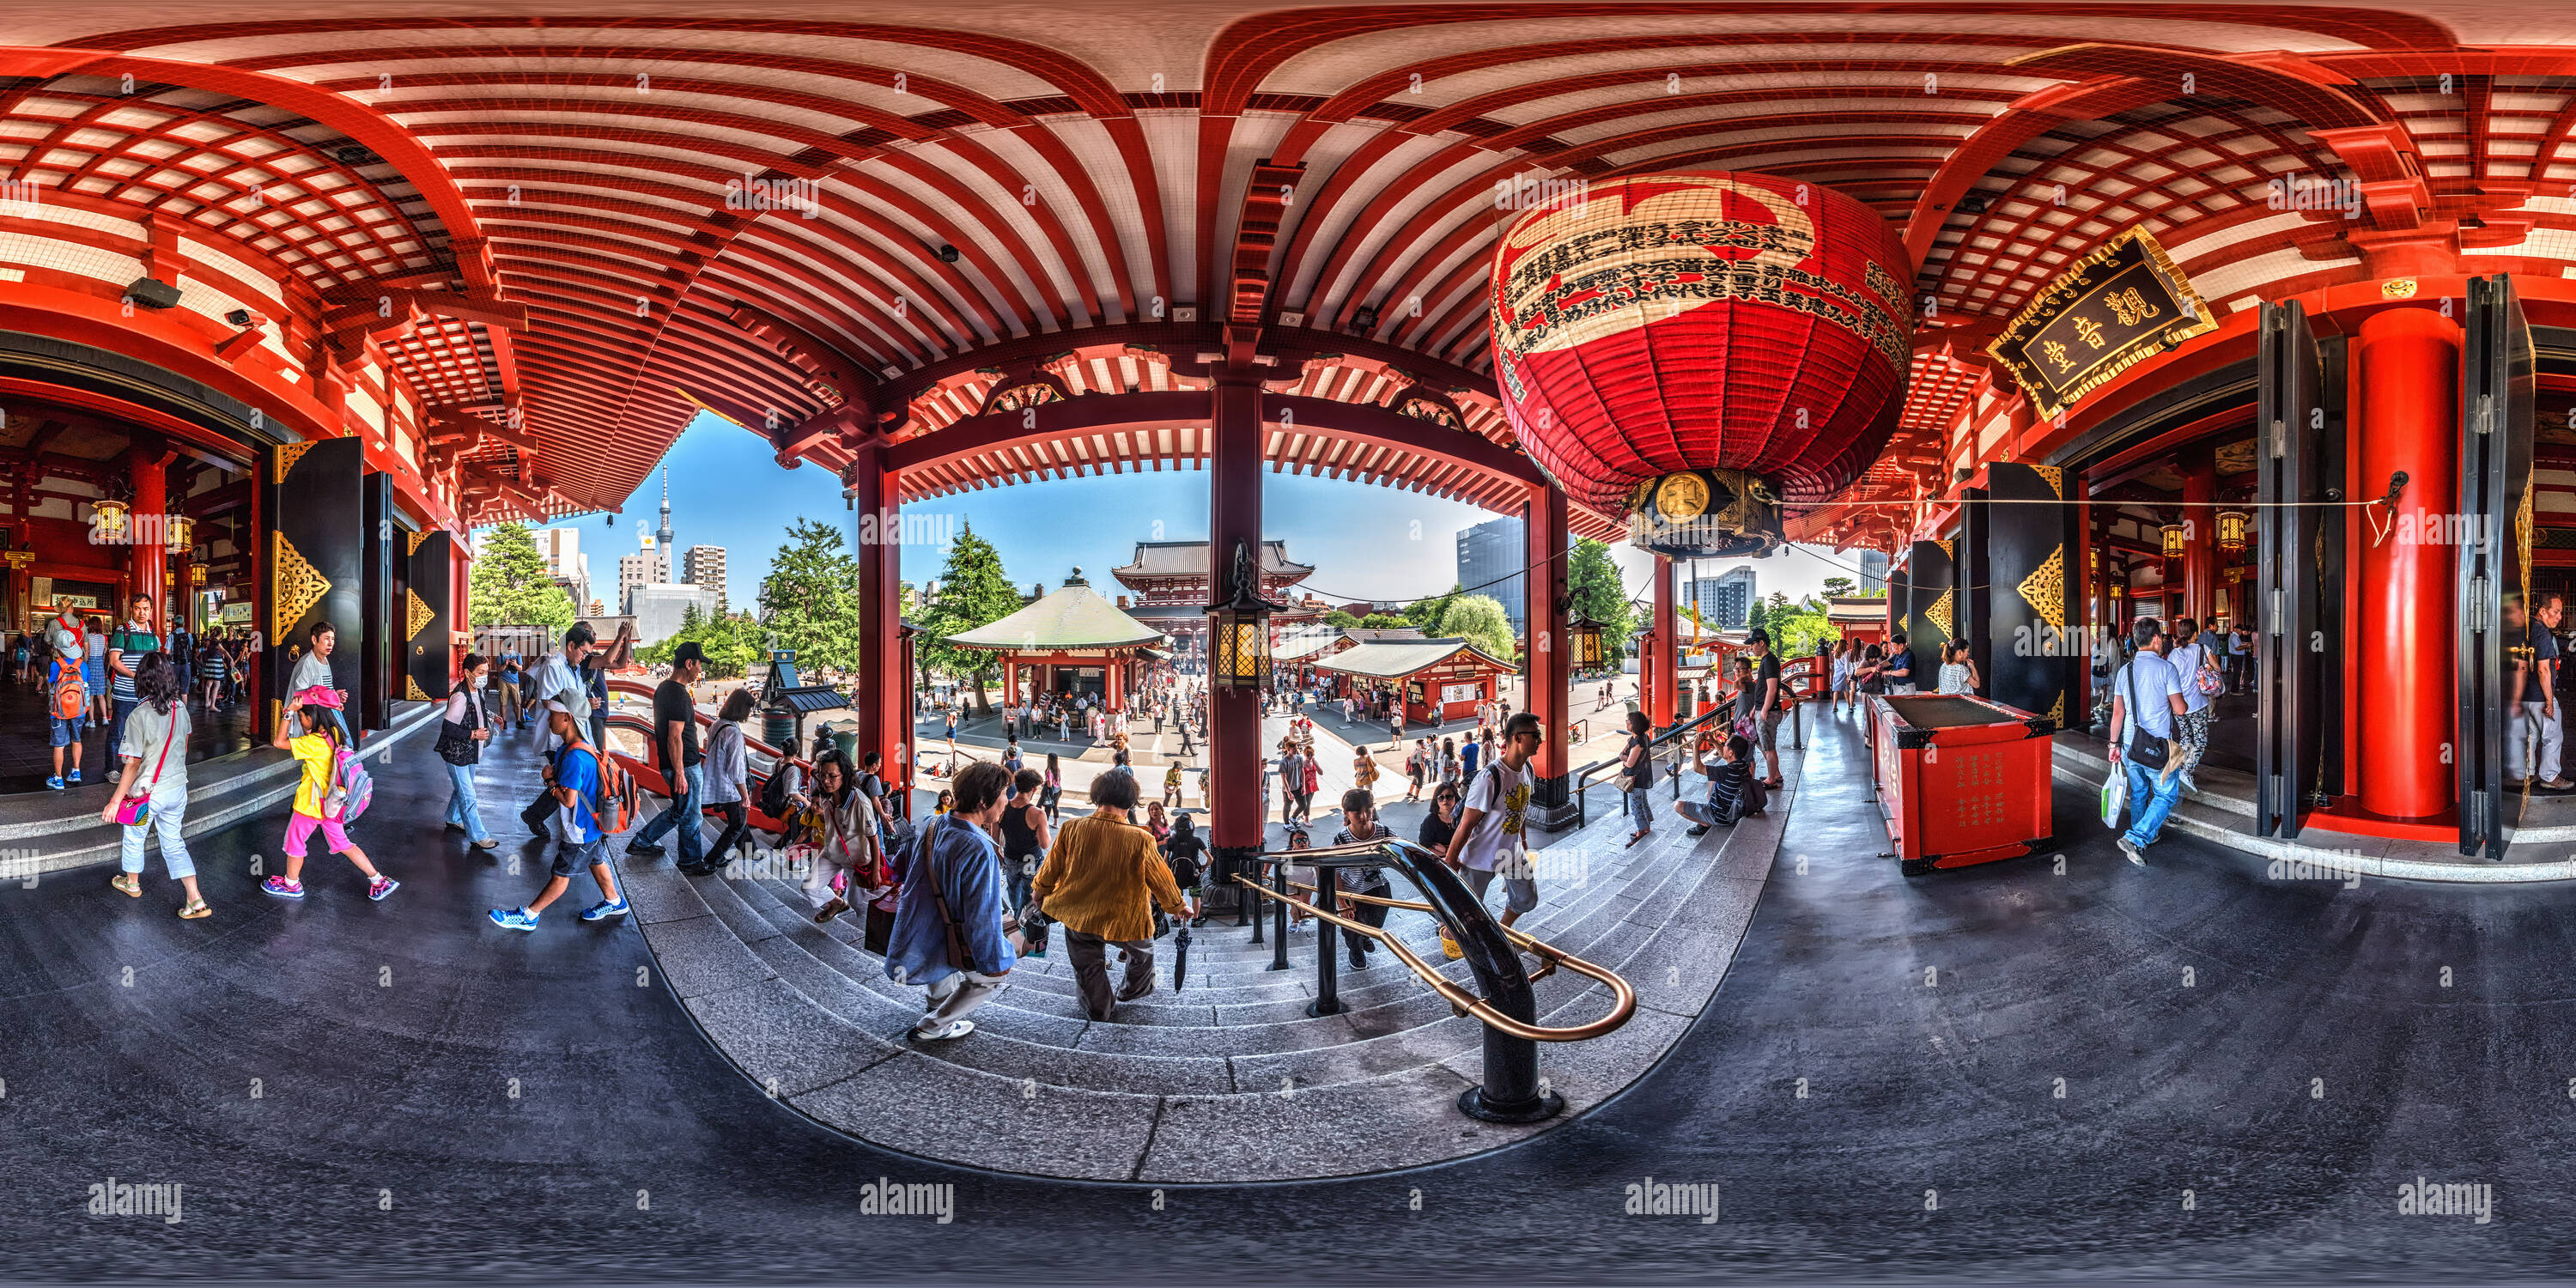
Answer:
[
  {"left": 1312, "top": 637, "right": 1517, "bottom": 726},
  {"left": 946, "top": 569, "right": 1165, "bottom": 713}
]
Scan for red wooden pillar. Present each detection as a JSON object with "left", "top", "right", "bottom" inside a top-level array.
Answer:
[
  {"left": 2182, "top": 447, "right": 2217, "bottom": 625},
  {"left": 129, "top": 444, "right": 169, "bottom": 633},
  {"left": 1649, "top": 554, "right": 1677, "bottom": 727},
  {"left": 1525, "top": 483, "right": 1571, "bottom": 809},
  {"left": 2354, "top": 305, "right": 2459, "bottom": 819},
  {"left": 1208, "top": 375, "right": 1265, "bottom": 852},
  {"left": 850, "top": 440, "right": 908, "bottom": 801}
]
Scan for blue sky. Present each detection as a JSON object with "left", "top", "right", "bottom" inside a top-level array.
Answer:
[{"left": 527, "top": 412, "right": 1868, "bottom": 616}]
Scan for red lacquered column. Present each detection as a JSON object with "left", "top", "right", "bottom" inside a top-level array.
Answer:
[{"left": 2354, "top": 305, "right": 2459, "bottom": 819}]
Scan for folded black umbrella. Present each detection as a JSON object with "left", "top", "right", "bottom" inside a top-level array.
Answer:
[{"left": 1171, "top": 925, "right": 1192, "bottom": 993}]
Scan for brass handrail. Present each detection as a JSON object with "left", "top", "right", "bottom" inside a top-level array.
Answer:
[{"left": 1236, "top": 842, "right": 1635, "bottom": 1042}]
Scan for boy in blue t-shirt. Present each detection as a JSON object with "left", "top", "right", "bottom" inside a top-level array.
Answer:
[
  {"left": 488, "top": 702, "right": 628, "bottom": 930},
  {"left": 1883, "top": 633, "right": 1917, "bottom": 694}
]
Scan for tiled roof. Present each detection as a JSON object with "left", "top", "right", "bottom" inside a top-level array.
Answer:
[
  {"left": 1111, "top": 541, "right": 1313, "bottom": 582},
  {"left": 945, "top": 583, "right": 1165, "bottom": 652},
  {"left": 1312, "top": 638, "right": 1516, "bottom": 679}
]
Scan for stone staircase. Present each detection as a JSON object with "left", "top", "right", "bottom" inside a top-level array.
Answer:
[{"left": 613, "top": 752, "right": 1795, "bottom": 1182}]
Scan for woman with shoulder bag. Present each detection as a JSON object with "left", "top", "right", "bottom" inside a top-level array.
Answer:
[
  {"left": 693, "top": 689, "right": 756, "bottom": 876},
  {"left": 438, "top": 653, "right": 498, "bottom": 851},
  {"left": 2164, "top": 616, "right": 2221, "bottom": 794},
  {"left": 104, "top": 652, "right": 207, "bottom": 920},
  {"left": 1620, "top": 708, "right": 1655, "bottom": 847},
  {"left": 804, "top": 753, "right": 888, "bottom": 925},
  {"left": 999, "top": 767, "right": 1052, "bottom": 955}
]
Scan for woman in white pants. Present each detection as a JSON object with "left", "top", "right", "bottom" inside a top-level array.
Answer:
[
  {"left": 103, "top": 652, "right": 205, "bottom": 919},
  {"left": 803, "top": 752, "right": 887, "bottom": 924}
]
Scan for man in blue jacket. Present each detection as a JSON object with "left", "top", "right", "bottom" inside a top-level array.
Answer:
[{"left": 887, "top": 760, "right": 1018, "bottom": 1041}]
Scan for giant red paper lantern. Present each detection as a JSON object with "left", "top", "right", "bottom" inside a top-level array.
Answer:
[{"left": 1490, "top": 171, "right": 1912, "bottom": 556}]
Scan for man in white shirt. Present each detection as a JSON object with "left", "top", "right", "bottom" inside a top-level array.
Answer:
[
  {"left": 2107, "top": 617, "right": 2190, "bottom": 866},
  {"left": 1438, "top": 711, "right": 1545, "bottom": 957}
]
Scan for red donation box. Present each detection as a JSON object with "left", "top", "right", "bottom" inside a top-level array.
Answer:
[{"left": 1868, "top": 694, "right": 2055, "bottom": 875}]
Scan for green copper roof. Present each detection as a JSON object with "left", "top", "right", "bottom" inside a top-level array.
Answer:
[
  {"left": 945, "top": 581, "right": 1166, "bottom": 652},
  {"left": 1311, "top": 638, "right": 1514, "bottom": 679}
]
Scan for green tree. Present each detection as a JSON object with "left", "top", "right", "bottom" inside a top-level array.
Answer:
[
  {"left": 1822, "top": 576, "right": 1856, "bottom": 598},
  {"left": 1323, "top": 609, "right": 1361, "bottom": 629},
  {"left": 757, "top": 517, "right": 866, "bottom": 674},
  {"left": 916, "top": 520, "right": 1020, "bottom": 714},
  {"left": 1406, "top": 581, "right": 1464, "bottom": 629},
  {"left": 1565, "top": 538, "right": 1634, "bottom": 664},
  {"left": 1746, "top": 598, "right": 1771, "bottom": 640},
  {"left": 1765, "top": 595, "right": 1838, "bottom": 658},
  {"left": 1436, "top": 592, "right": 1519, "bottom": 662},
  {"left": 467, "top": 522, "right": 575, "bottom": 633},
  {"left": 1358, "top": 612, "right": 1409, "bottom": 629}
]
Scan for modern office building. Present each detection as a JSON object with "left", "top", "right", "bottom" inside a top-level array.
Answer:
[
  {"left": 683, "top": 545, "right": 727, "bottom": 615},
  {"left": 627, "top": 581, "right": 722, "bottom": 644},
  {"left": 617, "top": 552, "right": 653, "bottom": 613},
  {"left": 1709, "top": 566, "right": 1758, "bottom": 629},
  {"left": 1856, "top": 549, "right": 1891, "bottom": 595},
  {"left": 1454, "top": 515, "right": 1528, "bottom": 635},
  {"left": 531, "top": 526, "right": 591, "bottom": 612}
]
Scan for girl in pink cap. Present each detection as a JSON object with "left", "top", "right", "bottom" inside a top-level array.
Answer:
[{"left": 261, "top": 686, "right": 395, "bottom": 902}]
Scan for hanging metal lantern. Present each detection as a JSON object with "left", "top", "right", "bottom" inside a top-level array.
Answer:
[
  {"left": 1568, "top": 610, "right": 1609, "bottom": 671},
  {"left": 165, "top": 513, "right": 194, "bottom": 553},
  {"left": 2159, "top": 522, "right": 2188, "bottom": 559},
  {"left": 1204, "top": 538, "right": 1287, "bottom": 693},
  {"left": 189, "top": 564, "right": 207, "bottom": 586},
  {"left": 2109, "top": 583, "right": 2125, "bottom": 599},
  {"left": 91, "top": 498, "right": 130, "bottom": 542},
  {"left": 2215, "top": 509, "right": 2249, "bottom": 555}
]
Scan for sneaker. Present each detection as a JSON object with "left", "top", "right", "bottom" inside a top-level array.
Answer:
[
  {"left": 262, "top": 876, "right": 306, "bottom": 900},
  {"left": 64, "top": 769, "right": 81, "bottom": 784},
  {"left": 444, "top": 822, "right": 466, "bottom": 834},
  {"left": 626, "top": 841, "right": 666, "bottom": 858},
  {"left": 2117, "top": 837, "right": 2147, "bottom": 866},
  {"left": 368, "top": 877, "right": 400, "bottom": 902},
  {"left": 44, "top": 775, "right": 63, "bottom": 791},
  {"left": 1439, "top": 929, "right": 1463, "bottom": 961},
  {"left": 470, "top": 839, "right": 498, "bottom": 851},
  {"left": 580, "top": 898, "right": 630, "bottom": 921},
  {"left": 911, "top": 1018, "right": 975, "bottom": 1041},
  {"left": 489, "top": 906, "right": 539, "bottom": 932}
]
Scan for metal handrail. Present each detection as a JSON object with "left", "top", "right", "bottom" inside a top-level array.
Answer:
[
  {"left": 1233, "top": 838, "right": 1635, "bottom": 1044},
  {"left": 1566, "top": 704, "right": 1731, "bottom": 829}
]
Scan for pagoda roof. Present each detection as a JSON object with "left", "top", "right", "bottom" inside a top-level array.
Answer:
[
  {"left": 1110, "top": 540, "right": 1313, "bottom": 585},
  {"left": 945, "top": 580, "right": 1165, "bottom": 653},
  {"left": 1312, "top": 638, "right": 1515, "bottom": 680}
]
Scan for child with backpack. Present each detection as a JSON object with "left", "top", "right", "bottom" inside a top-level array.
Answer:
[
  {"left": 262, "top": 687, "right": 396, "bottom": 902},
  {"left": 489, "top": 701, "right": 630, "bottom": 930}
]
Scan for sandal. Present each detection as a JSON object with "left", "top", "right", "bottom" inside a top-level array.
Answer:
[
  {"left": 178, "top": 899, "right": 211, "bottom": 920},
  {"left": 111, "top": 873, "right": 142, "bottom": 898}
]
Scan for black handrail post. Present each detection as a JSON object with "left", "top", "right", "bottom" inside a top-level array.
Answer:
[
  {"left": 1308, "top": 866, "right": 1343, "bottom": 1016},
  {"left": 1237, "top": 856, "right": 1256, "bottom": 931},
  {"left": 1392, "top": 848, "right": 1564, "bottom": 1125},
  {"left": 1268, "top": 858, "right": 1292, "bottom": 971}
]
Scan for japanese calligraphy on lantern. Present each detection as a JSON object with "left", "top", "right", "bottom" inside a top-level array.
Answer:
[{"left": 1987, "top": 228, "right": 2217, "bottom": 422}]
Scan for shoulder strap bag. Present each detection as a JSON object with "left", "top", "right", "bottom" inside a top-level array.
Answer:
[
  {"left": 115, "top": 714, "right": 176, "bottom": 827},
  {"left": 2123, "top": 661, "right": 2171, "bottom": 771},
  {"left": 917, "top": 817, "right": 975, "bottom": 972}
]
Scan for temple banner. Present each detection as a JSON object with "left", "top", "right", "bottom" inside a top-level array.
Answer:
[{"left": 1987, "top": 228, "right": 2219, "bottom": 422}]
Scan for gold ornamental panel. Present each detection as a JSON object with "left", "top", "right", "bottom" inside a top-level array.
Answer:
[
  {"left": 2017, "top": 544, "right": 2068, "bottom": 631},
  {"left": 2032, "top": 465, "right": 2064, "bottom": 501},
  {"left": 272, "top": 532, "right": 332, "bottom": 629},
  {"left": 404, "top": 589, "right": 434, "bottom": 641},
  {"left": 273, "top": 441, "right": 317, "bottom": 484},
  {"left": 407, "top": 530, "right": 433, "bottom": 559},
  {"left": 1934, "top": 538, "right": 1953, "bottom": 560},
  {"left": 405, "top": 676, "right": 432, "bottom": 702},
  {"left": 1924, "top": 586, "right": 1954, "bottom": 642}
]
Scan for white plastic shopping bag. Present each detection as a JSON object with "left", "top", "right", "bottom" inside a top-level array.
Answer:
[{"left": 2099, "top": 768, "right": 2127, "bottom": 829}]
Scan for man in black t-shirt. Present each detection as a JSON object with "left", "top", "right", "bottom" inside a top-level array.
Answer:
[
  {"left": 2508, "top": 596, "right": 2571, "bottom": 789},
  {"left": 1750, "top": 629, "right": 1787, "bottom": 789},
  {"left": 627, "top": 641, "right": 708, "bottom": 866}
]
